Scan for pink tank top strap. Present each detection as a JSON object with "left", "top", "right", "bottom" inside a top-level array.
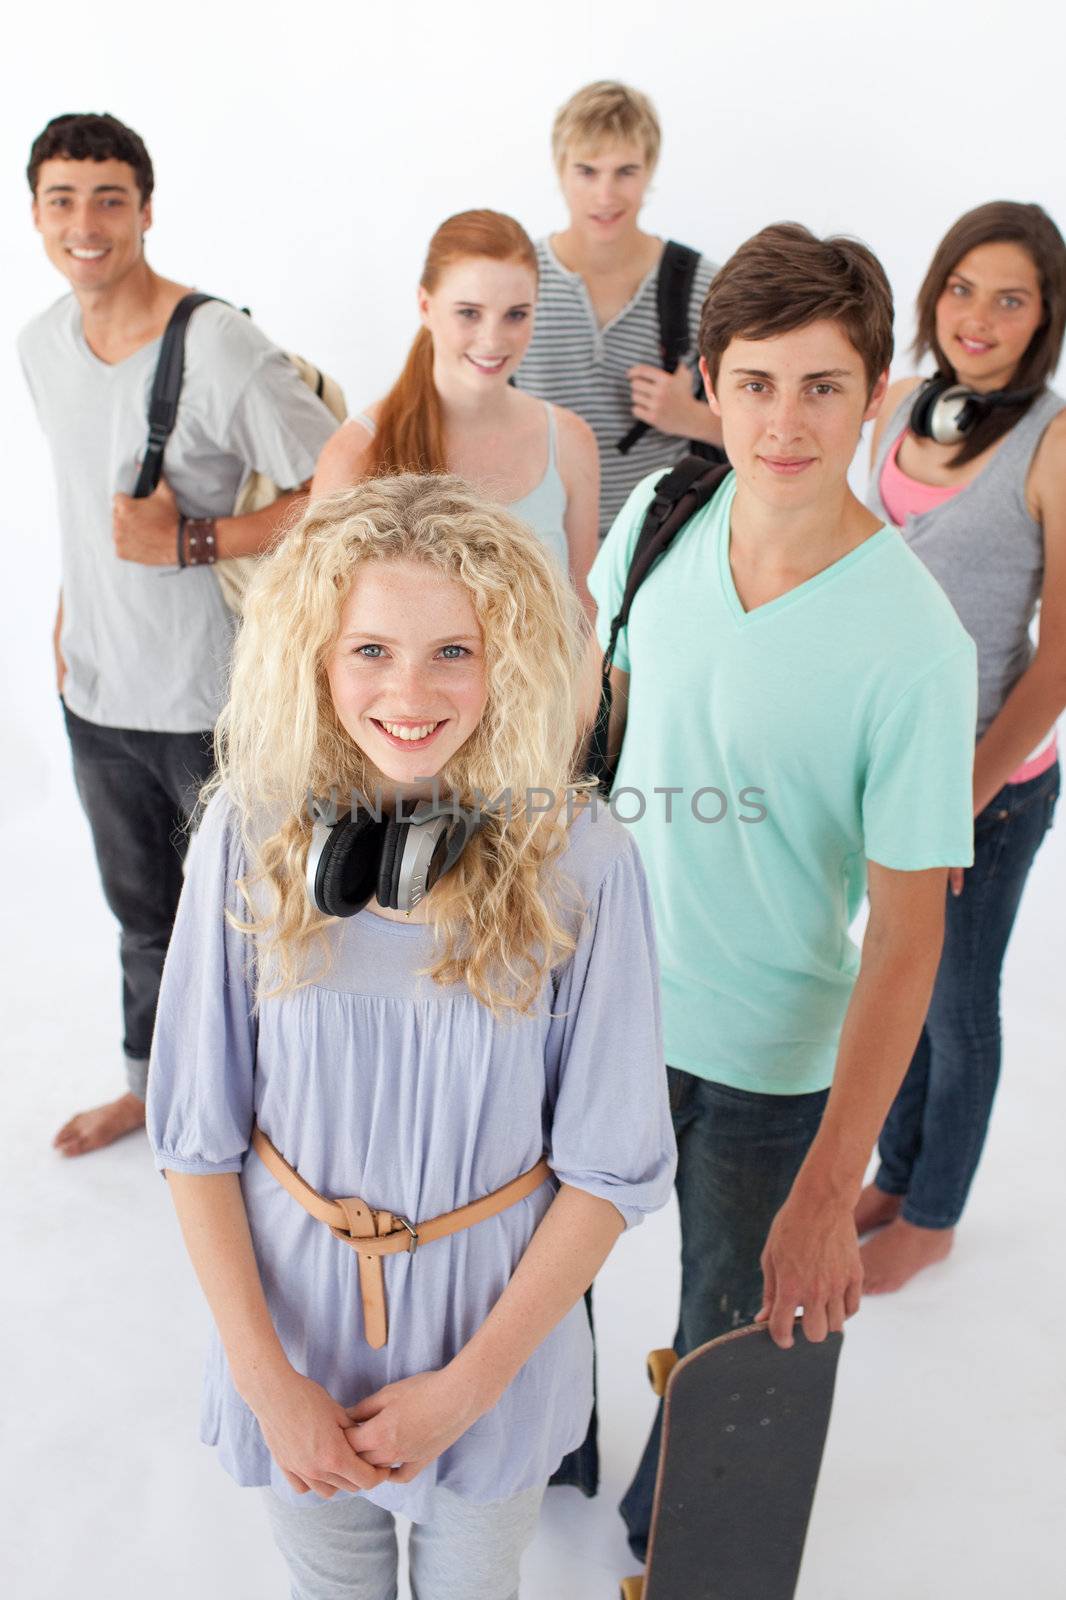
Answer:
[
  {"left": 878, "top": 427, "right": 961, "bottom": 525},
  {"left": 1007, "top": 729, "right": 1059, "bottom": 785}
]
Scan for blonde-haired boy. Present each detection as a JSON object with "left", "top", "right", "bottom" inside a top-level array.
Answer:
[
  {"left": 549, "top": 80, "right": 662, "bottom": 174},
  {"left": 517, "top": 81, "right": 723, "bottom": 537}
]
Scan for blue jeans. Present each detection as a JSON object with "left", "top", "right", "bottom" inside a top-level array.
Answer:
[
  {"left": 619, "top": 1068, "right": 829, "bottom": 1561},
  {"left": 875, "top": 762, "right": 1060, "bottom": 1229},
  {"left": 63, "top": 701, "right": 215, "bottom": 1094}
]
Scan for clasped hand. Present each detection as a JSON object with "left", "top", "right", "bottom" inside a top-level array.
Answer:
[{"left": 256, "top": 1366, "right": 489, "bottom": 1498}]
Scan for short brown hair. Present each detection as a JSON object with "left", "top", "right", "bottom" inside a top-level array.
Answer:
[
  {"left": 28, "top": 112, "right": 154, "bottom": 204},
  {"left": 914, "top": 200, "right": 1066, "bottom": 465},
  {"left": 551, "top": 81, "right": 661, "bottom": 174},
  {"left": 699, "top": 223, "right": 894, "bottom": 397}
]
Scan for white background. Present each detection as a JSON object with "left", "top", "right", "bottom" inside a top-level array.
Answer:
[{"left": 2, "top": 2, "right": 1064, "bottom": 1596}]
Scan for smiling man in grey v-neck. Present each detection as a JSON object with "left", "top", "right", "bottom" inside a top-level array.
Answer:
[{"left": 19, "top": 112, "right": 337, "bottom": 1152}]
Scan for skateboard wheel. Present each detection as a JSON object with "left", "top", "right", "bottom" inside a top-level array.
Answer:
[
  {"left": 646, "top": 1348, "right": 678, "bottom": 1396},
  {"left": 620, "top": 1578, "right": 645, "bottom": 1600}
]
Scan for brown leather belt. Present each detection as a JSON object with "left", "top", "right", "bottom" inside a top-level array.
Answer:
[{"left": 251, "top": 1123, "right": 551, "bottom": 1349}]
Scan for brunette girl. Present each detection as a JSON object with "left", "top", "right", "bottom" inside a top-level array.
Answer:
[{"left": 858, "top": 202, "right": 1065, "bottom": 1290}]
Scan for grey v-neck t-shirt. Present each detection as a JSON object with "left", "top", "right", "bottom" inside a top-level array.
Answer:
[{"left": 19, "top": 295, "right": 338, "bottom": 732}]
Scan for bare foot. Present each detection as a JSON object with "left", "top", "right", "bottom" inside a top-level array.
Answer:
[
  {"left": 861, "top": 1218, "right": 954, "bottom": 1294},
  {"left": 854, "top": 1183, "right": 903, "bottom": 1236},
  {"left": 53, "top": 1093, "right": 146, "bottom": 1157}
]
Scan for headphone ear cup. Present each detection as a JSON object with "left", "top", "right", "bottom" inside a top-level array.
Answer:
[
  {"left": 928, "top": 385, "right": 976, "bottom": 445},
  {"left": 379, "top": 811, "right": 476, "bottom": 911},
  {"left": 316, "top": 813, "right": 389, "bottom": 917},
  {"left": 909, "top": 378, "right": 945, "bottom": 439},
  {"left": 377, "top": 815, "right": 407, "bottom": 910}
]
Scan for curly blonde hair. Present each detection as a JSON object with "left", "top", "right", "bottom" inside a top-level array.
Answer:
[{"left": 215, "top": 474, "right": 590, "bottom": 1015}]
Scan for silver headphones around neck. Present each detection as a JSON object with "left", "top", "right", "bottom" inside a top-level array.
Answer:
[
  {"left": 909, "top": 376, "right": 1040, "bottom": 445},
  {"left": 305, "top": 796, "right": 481, "bottom": 917}
]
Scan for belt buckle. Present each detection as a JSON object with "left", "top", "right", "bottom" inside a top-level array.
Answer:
[{"left": 394, "top": 1214, "right": 419, "bottom": 1255}]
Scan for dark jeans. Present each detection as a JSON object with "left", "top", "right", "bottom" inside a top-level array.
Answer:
[
  {"left": 876, "top": 762, "right": 1060, "bottom": 1229},
  {"left": 548, "top": 1290, "right": 600, "bottom": 1497},
  {"left": 63, "top": 701, "right": 215, "bottom": 1094},
  {"left": 620, "top": 1068, "right": 828, "bottom": 1561}
]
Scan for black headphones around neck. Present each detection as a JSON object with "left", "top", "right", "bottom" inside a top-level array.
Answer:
[
  {"left": 909, "top": 375, "right": 1041, "bottom": 445},
  {"left": 305, "top": 796, "right": 481, "bottom": 918}
]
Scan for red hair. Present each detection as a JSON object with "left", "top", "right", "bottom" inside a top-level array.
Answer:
[{"left": 366, "top": 210, "right": 538, "bottom": 476}]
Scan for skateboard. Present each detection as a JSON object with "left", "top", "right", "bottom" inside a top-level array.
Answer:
[{"left": 620, "top": 1321, "right": 843, "bottom": 1600}]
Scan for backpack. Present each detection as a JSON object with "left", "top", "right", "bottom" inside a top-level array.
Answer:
[
  {"left": 132, "top": 293, "right": 346, "bottom": 613},
  {"left": 587, "top": 453, "right": 732, "bottom": 791},
  {"left": 615, "top": 240, "right": 724, "bottom": 462}
]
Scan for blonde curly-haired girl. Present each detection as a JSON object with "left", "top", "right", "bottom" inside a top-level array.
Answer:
[{"left": 147, "top": 473, "right": 674, "bottom": 1600}]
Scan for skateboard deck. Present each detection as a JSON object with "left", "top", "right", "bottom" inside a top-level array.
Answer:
[{"left": 623, "top": 1321, "right": 843, "bottom": 1600}]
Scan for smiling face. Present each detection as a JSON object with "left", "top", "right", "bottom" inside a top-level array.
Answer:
[
  {"left": 558, "top": 140, "right": 652, "bottom": 245},
  {"left": 32, "top": 157, "right": 150, "bottom": 295},
  {"left": 935, "top": 240, "right": 1044, "bottom": 392},
  {"left": 326, "top": 558, "right": 488, "bottom": 785},
  {"left": 418, "top": 256, "right": 536, "bottom": 393},
  {"left": 703, "top": 320, "right": 887, "bottom": 510}
]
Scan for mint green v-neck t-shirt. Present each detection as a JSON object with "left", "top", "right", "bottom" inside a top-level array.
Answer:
[{"left": 589, "top": 470, "right": 977, "bottom": 1095}]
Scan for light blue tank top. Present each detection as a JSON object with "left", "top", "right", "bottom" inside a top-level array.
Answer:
[
  {"left": 506, "top": 402, "right": 569, "bottom": 572},
  {"left": 349, "top": 401, "right": 569, "bottom": 574}
]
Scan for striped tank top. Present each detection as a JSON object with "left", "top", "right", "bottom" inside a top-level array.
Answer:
[{"left": 515, "top": 237, "right": 717, "bottom": 537}]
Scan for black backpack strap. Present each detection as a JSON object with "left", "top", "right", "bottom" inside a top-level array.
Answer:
[
  {"left": 656, "top": 240, "right": 701, "bottom": 370},
  {"left": 587, "top": 456, "right": 731, "bottom": 788},
  {"left": 132, "top": 292, "right": 222, "bottom": 498},
  {"left": 661, "top": 244, "right": 723, "bottom": 461},
  {"left": 617, "top": 240, "right": 701, "bottom": 456}
]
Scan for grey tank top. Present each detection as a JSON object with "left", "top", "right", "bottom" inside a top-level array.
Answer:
[
  {"left": 351, "top": 401, "right": 569, "bottom": 574},
  {"left": 868, "top": 386, "right": 1064, "bottom": 737}
]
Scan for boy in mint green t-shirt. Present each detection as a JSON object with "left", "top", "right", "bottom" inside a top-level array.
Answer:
[{"left": 592, "top": 224, "right": 977, "bottom": 1560}]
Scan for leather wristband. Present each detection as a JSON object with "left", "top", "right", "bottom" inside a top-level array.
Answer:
[
  {"left": 184, "top": 517, "right": 218, "bottom": 566},
  {"left": 176, "top": 517, "right": 187, "bottom": 569}
]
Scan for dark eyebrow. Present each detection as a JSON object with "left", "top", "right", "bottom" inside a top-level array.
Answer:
[
  {"left": 951, "top": 270, "right": 1033, "bottom": 296},
  {"left": 731, "top": 366, "right": 855, "bottom": 381},
  {"left": 42, "top": 182, "right": 131, "bottom": 195}
]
